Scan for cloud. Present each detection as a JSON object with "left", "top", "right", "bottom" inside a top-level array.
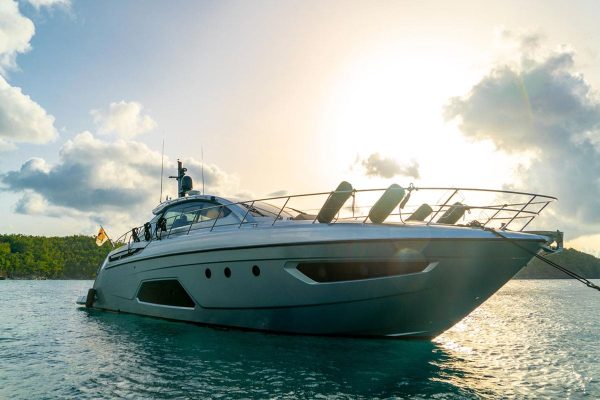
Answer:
[
  {"left": 0, "top": 1, "right": 35, "bottom": 73},
  {"left": 1, "top": 132, "right": 244, "bottom": 234},
  {"left": 0, "top": 1, "right": 59, "bottom": 149},
  {"left": 91, "top": 101, "right": 157, "bottom": 139},
  {"left": 0, "top": 137, "right": 16, "bottom": 152},
  {"left": 15, "top": 192, "right": 55, "bottom": 215},
  {"left": 360, "top": 153, "right": 420, "bottom": 179},
  {"left": 0, "top": 75, "right": 58, "bottom": 145},
  {"left": 445, "top": 31, "right": 600, "bottom": 236},
  {"left": 22, "top": 0, "right": 71, "bottom": 10},
  {"left": 180, "top": 157, "right": 242, "bottom": 197},
  {"left": 2, "top": 132, "right": 166, "bottom": 211},
  {"left": 14, "top": 191, "right": 85, "bottom": 218},
  {"left": 565, "top": 234, "right": 600, "bottom": 258},
  {"left": 267, "top": 190, "right": 288, "bottom": 197},
  {"left": 494, "top": 28, "right": 544, "bottom": 59}
]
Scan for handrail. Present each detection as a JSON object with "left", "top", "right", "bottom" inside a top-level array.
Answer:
[
  {"left": 502, "top": 195, "right": 537, "bottom": 230},
  {"left": 427, "top": 188, "right": 458, "bottom": 226},
  {"left": 412, "top": 186, "right": 557, "bottom": 200},
  {"left": 272, "top": 197, "right": 290, "bottom": 226},
  {"left": 113, "top": 186, "right": 557, "bottom": 245},
  {"left": 239, "top": 200, "right": 255, "bottom": 228}
]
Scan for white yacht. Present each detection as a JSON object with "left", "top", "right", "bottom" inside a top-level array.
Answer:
[{"left": 78, "top": 161, "right": 562, "bottom": 338}]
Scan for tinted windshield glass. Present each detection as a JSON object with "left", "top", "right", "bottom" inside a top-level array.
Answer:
[
  {"left": 162, "top": 201, "right": 231, "bottom": 231},
  {"left": 240, "top": 201, "right": 296, "bottom": 219}
]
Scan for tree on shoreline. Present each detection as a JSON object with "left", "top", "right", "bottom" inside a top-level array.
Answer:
[{"left": 0, "top": 235, "right": 112, "bottom": 279}]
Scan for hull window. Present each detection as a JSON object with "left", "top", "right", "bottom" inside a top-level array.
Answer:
[
  {"left": 137, "top": 280, "right": 195, "bottom": 308},
  {"left": 297, "top": 261, "right": 429, "bottom": 283}
]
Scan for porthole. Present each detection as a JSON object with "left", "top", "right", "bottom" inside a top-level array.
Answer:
[
  {"left": 205, "top": 268, "right": 212, "bottom": 279},
  {"left": 252, "top": 265, "right": 260, "bottom": 277},
  {"left": 224, "top": 267, "right": 231, "bottom": 278}
]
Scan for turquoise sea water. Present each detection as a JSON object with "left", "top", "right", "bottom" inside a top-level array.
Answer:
[{"left": 0, "top": 280, "right": 598, "bottom": 399}]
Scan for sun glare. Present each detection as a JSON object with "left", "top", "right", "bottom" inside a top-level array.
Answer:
[{"left": 319, "top": 42, "right": 523, "bottom": 190}]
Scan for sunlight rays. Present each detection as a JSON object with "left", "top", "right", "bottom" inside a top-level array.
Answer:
[{"left": 319, "top": 42, "right": 522, "bottom": 190}]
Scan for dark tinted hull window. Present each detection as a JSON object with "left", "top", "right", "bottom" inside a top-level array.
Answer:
[
  {"left": 297, "top": 261, "right": 429, "bottom": 283},
  {"left": 137, "top": 280, "right": 195, "bottom": 308}
]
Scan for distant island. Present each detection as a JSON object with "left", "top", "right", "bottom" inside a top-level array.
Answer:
[
  {"left": 0, "top": 234, "right": 599, "bottom": 280},
  {"left": 515, "top": 247, "right": 600, "bottom": 279},
  {"left": 0, "top": 234, "right": 111, "bottom": 279}
]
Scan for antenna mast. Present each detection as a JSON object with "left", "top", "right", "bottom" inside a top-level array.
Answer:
[
  {"left": 169, "top": 159, "right": 188, "bottom": 198},
  {"left": 201, "top": 146, "right": 205, "bottom": 195},
  {"left": 159, "top": 138, "right": 165, "bottom": 203}
]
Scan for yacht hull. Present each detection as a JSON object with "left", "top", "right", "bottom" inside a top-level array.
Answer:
[{"left": 88, "top": 226, "right": 545, "bottom": 338}]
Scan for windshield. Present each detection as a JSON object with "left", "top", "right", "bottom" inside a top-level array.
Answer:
[
  {"left": 161, "top": 200, "right": 232, "bottom": 231},
  {"left": 240, "top": 201, "right": 297, "bottom": 219}
]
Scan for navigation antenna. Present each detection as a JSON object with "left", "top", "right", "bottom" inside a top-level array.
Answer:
[
  {"left": 159, "top": 138, "right": 165, "bottom": 203},
  {"left": 169, "top": 159, "right": 193, "bottom": 198}
]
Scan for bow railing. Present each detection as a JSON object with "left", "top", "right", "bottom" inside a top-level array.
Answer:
[{"left": 114, "top": 186, "right": 557, "bottom": 246}]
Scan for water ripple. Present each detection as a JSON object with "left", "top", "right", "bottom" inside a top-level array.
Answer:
[{"left": 0, "top": 280, "right": 599, "bottom": 399}]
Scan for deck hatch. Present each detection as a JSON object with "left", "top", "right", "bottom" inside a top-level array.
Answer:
[
  {"left": 137, "top": 279, "right": 195, "bottom": 308},
  {"left": 296, "top": 261, "right": 429, "bottom": 283}
]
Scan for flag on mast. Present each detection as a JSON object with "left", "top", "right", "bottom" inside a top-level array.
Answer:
[{"left": 95, "top": 226, "right": 109, "bottom": 246}]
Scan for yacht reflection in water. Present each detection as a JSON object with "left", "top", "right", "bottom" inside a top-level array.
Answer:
[{"left": 81, "top": 308, "right": 479, "bottom": 399}]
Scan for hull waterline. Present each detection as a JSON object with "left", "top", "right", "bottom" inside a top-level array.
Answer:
[{"left": 87, "top": 230, "right": 545, "bottom": 338}]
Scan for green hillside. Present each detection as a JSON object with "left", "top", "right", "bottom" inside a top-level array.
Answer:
[
  {"left": 515, "top": 248, "right": 600, "bottom": 279},
  {"left": 0, "top": 234, "right": 112, "bottom": 279}
]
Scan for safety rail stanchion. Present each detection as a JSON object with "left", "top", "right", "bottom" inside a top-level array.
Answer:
[
  {"left": 503, "top": 195, "right": 536, "bottom": 230},
  {"left": 210, "top": 206, "right": 223, "bottom": 232},
  {"left": 520, "top": 200, "right": 551, "bottom": 231},
  {"left": 427, "top": 189, "right": 458, "bottom": 225},
  {"left": 189, "top": 205, "right": 204, "bottom": 234},
  {"left": 165, "top": 214, "right": 178, "bottom": 239},
  {"left": 239, "top": 201, "right": 255, "bottom": 228},
  {"left": 483, "top": 204, "right": 507, "bottom": 227},
  {"left": 115, "top": 232, "right": 127, "bottom": 245},
  {"left": 272, "top": 197, "right": 290, "bottom": 226}
]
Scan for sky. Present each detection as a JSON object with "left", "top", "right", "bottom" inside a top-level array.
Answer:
[{"left": 0, "top": 0, "right": 599, "bottom": 255}]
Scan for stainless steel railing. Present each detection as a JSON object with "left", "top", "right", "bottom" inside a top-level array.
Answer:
[{"left": 114, "top": 186, "right": 557, "bottom": 246}]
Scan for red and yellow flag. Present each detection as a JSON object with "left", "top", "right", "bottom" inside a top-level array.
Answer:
[{"left": 96, "top": 227, "right": 108, "bottom": 246}]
